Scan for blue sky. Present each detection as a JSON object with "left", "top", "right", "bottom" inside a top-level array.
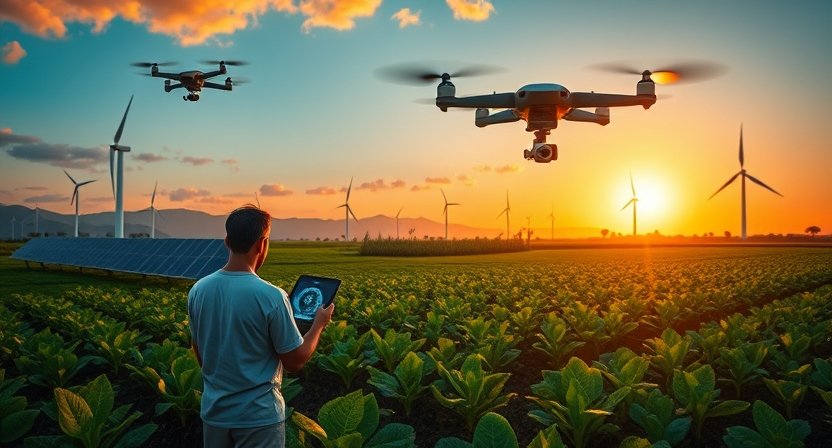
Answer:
[{"left": 1, "top": 1, "right": 830, "bottom": 236}]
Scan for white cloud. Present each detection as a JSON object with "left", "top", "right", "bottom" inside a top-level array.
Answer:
[{"left": 391, "top": 8, "right": 420, "bottom": 28}]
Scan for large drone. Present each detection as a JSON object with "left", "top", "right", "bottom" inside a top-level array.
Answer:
[
  {"left": 378, "top": 61, "right": 725, "bottom": 163},
  {"left": 132, "top": 60, "right": 249, "bottom": 102}
]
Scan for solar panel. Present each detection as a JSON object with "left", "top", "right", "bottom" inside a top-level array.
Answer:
[{"left": 10, "top": 238, "right": 227, "bottom": 280}]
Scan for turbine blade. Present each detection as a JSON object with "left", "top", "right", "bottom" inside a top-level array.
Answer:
[
  {"left": 71, "top": 187, "right": 78, "bottom": 205},
  {"left": 441, "top": 188, "right": 447, "bottom": 203},
  {"left": 254, "top": 191, "right": 260, "bottom": 208},
  {"left": 346, "top": 177, "right": 353, "bottom": 202},
  {"left": 497, "top": 209, "right": 506, "bottom": 219},
  {"left": 739, "top": 124, "right": 744, "bottom": 168},
  {"left": 114, "top": 94, "right": 133, "bottom": 145},
  {"left": 620, "top": 198, "right": 636, "bottom": 212},
  {"left": 348, "top": 206, "right": 359, "bottom": 222},
  {"left": 630, "top": 172, "right": 636, "bottom": 196},
  {"left": 78, "top": 180, "right": 96, "bottom": 187},
  {"left": 448, "top": 202, "right": 461, "bottom": 206},
  {"left": 336, "top": 204, "right": 347, "bottom": 209},
  {"left": 151, "top": 181, "right": 158, "bottom": 206},
  {"left": 746, "top": 173, "right": 783, "bottom": 197},
  {"left": 709, "top": 171, "right": 742, "bottom": 199},
  {"left": 63, "top": 169, "right": 77, "bottom": 184},
  {"left": 109, "top": 149, "right": 115, "bottom": 197},
  {"left": 396, "top": 206, "right": 403, "bottom": 218},
  {"left": 443, "top": 204, "right": 448, "bottom": 216}
]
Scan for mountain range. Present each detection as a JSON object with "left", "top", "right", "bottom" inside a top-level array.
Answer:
[{"left": 0, "top": 204, "right": 602, "bottom": 240}]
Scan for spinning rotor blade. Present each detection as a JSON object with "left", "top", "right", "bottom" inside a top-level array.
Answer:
[
  {"left": 228, "top": 77, "right": 252, "bottom": 85},
  {"left": 630, "top": 172, "right": 636, "bottom": 196},
  {"left": 71, "top": 188, "right": 78, "bottom": 206},
  {"left": 589, "top": 60, "right": 727, "bottom": 85},
  {"left": 746, "top": 173, "right": 783, "bottom": 197},
  {"left": 709, "top": 171, "right": 742, "bottom": 199},
  {"left": 739, "top": 124, "right": 745, "bottom": 167},
  {"left": 63, "top": 169, "right": 77, "bottom": 185},
  {"left": 114, "top": 95, "right": 133, "bottom": 145},
  {"left": 130, "top": 61, "right": 177, "bottom": 67},
  {"left": 346, "top": 177, "right": 353, "bottom": 202},
  {"left": 396, "top": 207, "right": 403, "bottom": 218},
  {"left": 620, "top": 198, "right": 636, "bottom": 212},
  {"left": 375, "top": 62, "right": 505, "bottom": 85},
  {"left": 348, "top": 206, "right": 359, "bottom": 223},
  {"left": 151, "top": 181, "right": 158, "bottom": 206},
  {"left": 441, "top": 189, "right": 447, "bottom": 204},
  {"left": 201, "top": 60, "right": 249, "bottom": 66}
]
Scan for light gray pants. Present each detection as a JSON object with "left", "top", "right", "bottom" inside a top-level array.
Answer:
[{"left": 203, "top": 421, "right": 285, "bottom": 448}]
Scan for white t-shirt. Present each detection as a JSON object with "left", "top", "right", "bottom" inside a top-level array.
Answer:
[{"left": 188, "top": 270, "right": 304, "bottom": 428}]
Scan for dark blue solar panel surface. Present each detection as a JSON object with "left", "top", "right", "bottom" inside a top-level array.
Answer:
[{"left": 10, "top": 238, "right": 226, "bottom": 280}]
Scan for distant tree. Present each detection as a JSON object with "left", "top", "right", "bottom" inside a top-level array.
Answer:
[
  {"left": 805, "top": 226, "right": 821, "bottom": 238},
  {"left": 315, "top": 237, "right": 321, "bottom": 241},
  {"left": 340, "top": 234, "right": 345, "bottom": 241},
  {"left": 724, "top": 230, "right": 732, "bottom": 238},
  {"left": 708, "top": 232, "right": 714, "bottom": 237}
]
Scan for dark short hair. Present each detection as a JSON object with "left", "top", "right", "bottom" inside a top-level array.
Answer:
[{"left": 225, "top": 204, "right": 271, "bottom": 253}]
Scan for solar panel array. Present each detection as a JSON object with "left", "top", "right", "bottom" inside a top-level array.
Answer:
[{"left": 10, "top": 238, "right": 227, "bottom": 280}]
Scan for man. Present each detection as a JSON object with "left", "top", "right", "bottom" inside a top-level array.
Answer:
[{"left": 188, "top": 205, "right": 334, "bottom": 447}]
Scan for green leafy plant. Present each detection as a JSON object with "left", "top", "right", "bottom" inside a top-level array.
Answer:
[
  {"left": 628, "top": 389, "right": 691, "bottom": 447},
  {"left": 618, "top": 437, "right": 672, "bottom": 448},
  {"left": 475, "top": 322, "right": 521, "bottom": 372},
  {"left": 532, "top": 314, "right": 584, "bottom": 368},
  {"left": 723, "top": 400, "right": 810, "bottom": 448},
  {"left": 134, "top": 339, "right": 189, "bottom": 373},
  {"left": 14, "top": 331, "right": 98, "bottom": 389},
  {"left": 318, "top": 332, "right": 369, "bottom": 389},
  {"left": 769, "top": 333, "right": 812, "bottom": 377},
  {"left": 26, "top": 374, "right": 156, "bottom": 448},
  {"left": 423, "top": 311, "right": 447, "bottom": 345},
  {"left": 459, "top": 317, "right": 496, "bottom": 349},
  {"left": 87, "top": 321, "right": 150, "bottom": 376},
  {"left": 527, "top": 357, "right": 631, "bottom": 448},
  {"left": 687, "top": 326, "right": 727, "bottom": 366},
  {"left": 366, "top": 351, "right": 436, "bottom": 417},
  {"left": 594, "top": 347, "right": 656, "bottom": 421},
  {"left": 509, "top": 306, "right": 539, "bottom": 342},
  {"left": 810, "top": 358, "right": 832, "bottom": 423},
  {"left": 762, "top": 378, "right": 807, "bottom": 420},
  {"left": 126, "top": 351, "right": 202, "bottom": 425},
  {"left": 671, "top": 364, "right": 749, "bottom": 441},
  {"left": 431, "top": 354, "right": 516, "bottom": 432},
  {"left": 602, "top": 311, "right": 638, "bottom": 349},
  {"left": 435, "top": 412, "right": 519, "bottom": 448},
  {"left": 644, "top": 329, "right": 693, "bottom": 391},
  {"left": 368, "top": 329, "right": 426, "bottom": 374},
  {"left": 427, "top": 338, "right": 465, "bottom": 371},
  {"left": 0, "top": 369, "right": 39, "bottom": 444},
  {"left": 291, "top": 390, "right": 415, "bottom": 448},
  {"left": 717, "top": 341, "right": 768, "bottom": 399},
  {"left": 565, "top": 302, "right": 610, "bottom": 359}
]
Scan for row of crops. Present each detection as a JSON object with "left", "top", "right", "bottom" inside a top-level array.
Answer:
[{"left": 1, "top": 248, "right": 832, "bottom": 446}]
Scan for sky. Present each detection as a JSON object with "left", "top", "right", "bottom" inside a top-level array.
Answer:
[{"left": 1, "top": 0, "right": 830, "bottom": 237}]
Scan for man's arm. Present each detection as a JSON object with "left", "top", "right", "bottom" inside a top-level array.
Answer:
[{"left": 278, "top": 303, "right": 334, "bottom": 373}]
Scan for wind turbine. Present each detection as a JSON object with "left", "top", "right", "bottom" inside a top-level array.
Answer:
[
  {"left": 11, "top": 217, "right": 16, "bottom": 240},
  {"left": 110, "top": 95, "right": 133, "bottom": 239},
  {"left": 548, "top": 203, "right": 555, "bottom": 240},
  {"left": 337, "top": 177, "right": 358, "bottom": 241},
  {"left": 254, "top": 191, "right": 260, "bottom": 208},
  {"left": 441, "top": 189, "right": 460, "bottom": 240},
  {"left": 34, "top": 204, "right": 39, "bottom": 236},
  {"left": 395, "top": 206, "right": 403, "bottom": 239},
  {"left": 710, "top": 125, "right": 782, "bottom": 240},
  {"left": 497, "top": 191, "right": 511, "bottom": 240},
  {"left": 620, "top": 173, "right": 638, "bottom": 236},
  {"left": 143, "top": 181, "right": 161, "bottom": 238},
  {"left": 65, "top": 170, "right": 97, "bottom": 237}
]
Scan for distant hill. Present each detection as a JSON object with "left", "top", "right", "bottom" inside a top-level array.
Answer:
[{"left": 0, "top": 204, "right": 602, "bottom": 240}]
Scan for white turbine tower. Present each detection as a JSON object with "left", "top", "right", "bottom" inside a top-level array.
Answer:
[
  {"left": 710, "top": 125, "right": 782, "bottom": 240},
  {"left": 110, "top": 95, "right": 133, "bottom": 239},
  {"left": 337, "top": 177, "right": 358, "bottom": 241},
  {"left": 441, "top": 189, "right": 460, "bottom": 240},
  {"left": 65, "top": 170, "right": 96, "bottom": 238},
  {"left": 11, "top": 217, "right": 16, "bottom": 240},
  {"left": 620, "top": 173, "right": 638, "bottom": 236},
  {"left": 143, "top": 181, "right": 161, "bottom": 238},
  {"left": 497, "top": 191, "right": 511, "bottom": 240},
  {"left": 34, "top": 204, "right": 39, "bottom": 236},
  {"left": 395, "top": 206, "right": 403, "bottom": 239}
]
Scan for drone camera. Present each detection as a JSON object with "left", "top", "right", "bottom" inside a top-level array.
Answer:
[{"left": 524, "top": 143, "right": 558, "bottom": 163}]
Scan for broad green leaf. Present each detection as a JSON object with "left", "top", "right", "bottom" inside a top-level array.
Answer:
[
  {"left": 0, "top": 409, "right": 39, "bottom": 443},
  {"left": 355, "top": 393, "right": 380, "bottom": 441},
  {"left": 471, "top": 413, "right": 518, "bottom": 448},
  {"left": 664, "top": 417, "right": 691, "bottom": 445},
  {"left": 292, "top": 412, "right": 328, "bottom": 443},
  {"left": 331, "top": 432, "right": 364, "bottom": 448},
  {"left": 526, "top": 425, "right": 565, "bottom": 448},
  {"left": 752, "top": 400, "right": 787, "bottom": 442},
  {"left": 706, "top": 400, "right": 749, "bottom": 418},
  {"left": 54, "top": 387, "right": 93, "bottom": 439},
  {"left": 365, "top": 423, "right": 415, "bottom": 448},
  {"left": 435, "top": 437, "right": 473, "bottom": 448},
  {"left": 112, "top": 424, "right": 158, "bottom": 448},
  {"left": 319, "top": 390, "right": 365, "bottom": 438},
  {"left": 723, "top": 426, "right": 773, "bottom": 448},
  {"left": 618, "top": 436, "right": 652, "bottom": 448},
  {"left": 23, "top": 435, "right": 77, "bottom": 448}
]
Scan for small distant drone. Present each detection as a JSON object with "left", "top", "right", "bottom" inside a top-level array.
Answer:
[
  {"left": 132, "top": 60, "right": 250, "bottom": 102},
  {"left": 378, "top": 61, "right": 725, "bottom": 163}
]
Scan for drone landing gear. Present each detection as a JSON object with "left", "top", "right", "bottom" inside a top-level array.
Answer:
[{"left": 523, "top": 130, "right": 557, "bottom": 163}]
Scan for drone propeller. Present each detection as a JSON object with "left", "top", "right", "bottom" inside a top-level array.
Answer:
[
  {"left": 227, "top": 76, "right": 252, "bottom": 85},
  {"left": 130, "top": 61, "right": 177, "bottom": 68},
  {"left": 588, "top": 60, "right": 727, "bottom": 85},
  {"left": 376, "top": 62, "right": 505, "bottom": 86},
  {"left": 201, "top": 60, "right": 249, "bottom": 66},
  {"left": 412, "top": 97, "right": 471, "bottom": 111}
]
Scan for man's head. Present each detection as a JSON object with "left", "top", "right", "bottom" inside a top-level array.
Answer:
[{"left": 225, "top": 204, "right": 271, "bottom": 270}]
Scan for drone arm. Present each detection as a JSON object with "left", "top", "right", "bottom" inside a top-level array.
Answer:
[
  {"left": 563, "top": 108, "right": 610, "bottom": 126},
  {"left": 152, "top": 71, "right": 181, "bottom": 81},
  {"left": 164, "top": 83, "right": 185, "bottom": 92},
  {"left": 475, "top": 109, "right": 521, "bottom": 128},
  {"left": 569, "top": 92, "right": 655, "bottom": 109},
  {"left": 201, "top": 70, "right": 224, "bottom": 80},
  {"left": 437, "top": 92, "right": 515, "bottom": 110},
  {"left": 203, "top": 81, "right": 231, "bottom": 91}
]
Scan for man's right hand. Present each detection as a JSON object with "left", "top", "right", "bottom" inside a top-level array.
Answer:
[{"left": 313, "top": 303, "right": 334, "bottom": 328}]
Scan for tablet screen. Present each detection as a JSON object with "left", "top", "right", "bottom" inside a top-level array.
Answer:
[{"left": 289, "top": 275, "right": 341, "bottom": 321}]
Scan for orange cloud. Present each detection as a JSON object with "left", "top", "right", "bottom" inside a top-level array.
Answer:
[
  {"left": 2, "top": 41, "right": 27, "bottom": 64},
  {"left": 181, "top": 156, "right": 214, "bottom": 166},
  {"left": 299, "top": 0, "right": 382, "bottom": 33},
  {"left": 306, "top": 186, "right": 338, "bottom": 195},
  {"left": 260, "top": 183, "right": 293, "bottom": 196},
  {"left": 445, "top": 0, "right": 494, "bottom": 21},
  {"left": 457, "top": 174, "right": 475, "bottom": 186},
  {"left": 0, "top": 0, "right": 388, "bottom": 46},
  {"left": 495, "top": 164, "right": 522, "bottom": 174},
  {"left": 425, "top": 177, "right": 451, "bottom": 184},
  {"left": 410, "top": 185, "right": 431, "bottom": 192},
  {"left": 473, "top": 164, "right": 492, "bottom": 173},
  {"left": 391, "top": 7, "right": 420, "bottom": 28},
  {"left": 169, "top": 187, "right": 210, "bottom": 201}
]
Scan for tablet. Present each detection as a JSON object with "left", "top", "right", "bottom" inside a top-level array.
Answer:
[{"left": 289, "top": 275, "right": 341, "bottom": 321}]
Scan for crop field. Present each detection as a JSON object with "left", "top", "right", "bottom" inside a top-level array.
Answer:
[{"left": 2, "top": 243, "right": 832, "bottom": 447}]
